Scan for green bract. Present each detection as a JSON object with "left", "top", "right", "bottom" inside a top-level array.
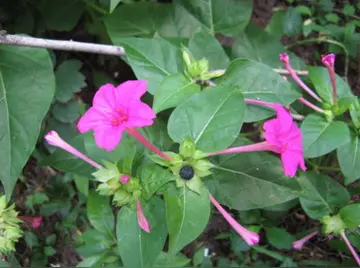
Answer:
[{"left": 0, "top": 196, "right": 23, "bottom": 253}]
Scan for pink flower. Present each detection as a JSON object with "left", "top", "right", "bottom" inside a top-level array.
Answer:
[
  {"left": 120, "top": 174, "right": 130, "bottom": 184},
  {"left": 263, "top": 103, "right": 306, "bottom": 177},
  {"left": 77, "top": 81, "right": 156, "bottom": 151},
  {"left": 136, "top": 200, "right": 150, "bottom": 233},
  {"left": 18, "top": 216, "right": 43, "bottom": 228},
  {"left": 208, "top": 103, "right": 306, "bottom": 177},
  {"left": 292, "top": 230, "right": 318, "bottom": 250},
  {"left": 321, "top": 53, "right": 335, "bottom": 67},
  {"left": 210, "top": 195, "right": 259, "bottom": 246},
  {"left": 45, "top": 131, "right": 103, "bottom": 169}
]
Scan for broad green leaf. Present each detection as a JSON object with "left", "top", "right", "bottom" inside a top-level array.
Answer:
[
  {"left": 38, "top": 0, "right": 84, "bottom": 31},
  {"left": 165, "top": 185, "right": 210, "bottom": 254},
  {"left": 188, "top": 30, "right": 230, "bottom": 69},
  {"left": 113, "top": 38, "right": 183, "bottom": 94},
  {"left": 105, "top": 2, "right": 171, "bottom": 37},
  {"left": 167, "top": 84, "right": 245, "bottom": 152},
  {"left": 339, "top": 204, "right": 360, "bottom": 228},
  {"left": 87, "top": 191, "right": 114, "bottom": 240},
  {"left": 153, "top": 73, "right": 200, "bottom": 114},
  {"left": 205, "top": 137, "right": 300, "bottom": 210},
  {"left": 0, "top": 45, "right": 55, "bottom": 197},
  {"left": 76, "top": 251, "right": 108, "bottom": 268},
  {"left": 337, "top": 133, "right": 360, "bottom": 185},
  {"left": 231, "top": 23, "right": 304, "bottom": 69},
  {"left": 265, "top": 10, "right": 285, "bottom": 40},
  {"left": 139, "top": 119, "right": 173, "bottom": 152},
  {"left": 41, "top": 135, "right": 95, "bottom": 176},
  {"left": 284, "top": 7, "right": 302, "bottom": 37},
  {"left": 74, "top": 175, "right": 89, "bottom": 197},
  {"left": 301, "top": 114, "right": 350, "bottom": 158},
  {"left": 298, "top": 172, "right": 350, "bottom": 219},
  {"left": 77, "top": 229, "right": 113, "bottom": 258},
  {"left": 116, "top": 196, "right": 167, "bottom": 267},
  {"left": 174, "top": 0, "right": 253, "bottom": 36},
  {"left": 218, "top": 58, "right": 301, "bottom": 122},
  {"left": 110, "top": 0, "right": 122, "bottom": 13},
  {"left": 307, "top": 67, "right": 354, "bottom": 106},
  {"left": 265, "top": 227, "right": 295, "bottom": 249},
  {"left": 153, "top": 252, "right": 191, "bottom": 267},
  {"left": 52, "top": 99, "right": 80, "bottom": 123},
  {"left": 55, "top": 60, "right": 85, "bottom": 103},
  {"left": 137, "top": 164, "right": 175, "bottom": 200}
]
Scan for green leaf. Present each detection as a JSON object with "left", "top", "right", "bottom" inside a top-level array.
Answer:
[
  {"left": 168, "top": 84, "right": 245, "bottom": 152},
  {"left": 231, "top": 23, "right": 305, "bottom": 69},
  {"left": 116, "top": 196, "right": 167, "bottom": 267},
  {"left": 44, "top": 246, "right": 56, "bottom": 257},
  {"left": 307, "top": 66, "right": 354, "bottom": 106},
  {"left": 265, "top": 227, "right": 295, "bottom": 250},
  {"left": 153, "top": 73, "right": 200, "bottom": 114},
  {"left": 76, "top": 251, "right": 108, "bottom": 268},
  {"left": 41, "top": 135, "right": 95, "bottom": 177},
  {"left": 206, "top": 136, "right": 300, "bottom": 210},
  {"left": 24, "top": 232, "right": 39, "bottom": 249},
  {"left": 38, "top": 0, "right": 84, "bottom": 31},
  {"left": 337, "top": 133, "right": 360, "bottom": 185},
  {"left": 218, "top": 58, "right": 301, "bottom": 122},
  {"left": 77, "top": 229, "right": 112, "bottom": 258},
  {"left": 74, "top": 175, "right": 89, "bottom": 197},
  {"left": 298, "top": 172, "right": 350, "bottom": 219},
  {"left": 0, "top": 45, "right": 55, "bottom": 198},
  {"left": 188, "top": 30, "right": 230, "bottom": 69},
  {"left": 343, "top": 4, "right": 356, "bottom": 16},
  {"left": 339, "top": 204, "right": 360, "bottom": 228},
  {"left": 105, "top": 2, "right": 171, "bottom": 37},
  {"left": 55, "top": 60, "right": 85, "bottom": 103},
  {"left": 296, "top": 5, "right": 312, "bottom": 16},
  {"left": 284, "top": 7, "right": 303, "bottom": 37},
  {"left": 265, "top": 10, "right": 285, "bottom": 39},
  {"left": 153, "top": 252, "right": 191, "bottom": 267},
  {"left": 139, "top": 119, "right": 173, "bottom": 152},
  {"left": 52, "top": 99, "right": 80, "bottom": 123},
  {"left": 165, "top": 185, "right": 210, "bottom": 254},
  {"left": 301, "top": 114, "right": 350, "bottom": 158},
  {"left": 114, "top": 38, "right": 183, "bottom": 94},
  {"left": 174, "top": 0, "right": 253, "bottom": 36},
  {"left": 87, "top": 191, "right": 114, "bottom": 240},
  {"left": 325, "top": 13, "right": 340, "bottom": 23},
  {"left": 137, "top": 164, "right": 175, "bottom": 200},
  {"left": 110, "top": 0, "right": 122, "bottom": 13}
]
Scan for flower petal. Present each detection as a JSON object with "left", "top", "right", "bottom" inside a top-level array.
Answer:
[
  {"left": 281, "top": 150, "right": 305, "bottom": 177},
  {"left": 92, "top": 83, "right": 117, "bottom": 110},
  {"left": 93, "top": 125, "right": 124, "bottom": 151},
  {"left": 127, "top": 102, "right": 156, "bottom": 127},
  {"left": 273, "top": 103, "right": 293, "bottom": 134},
  {"left": 77, "top": 108, "right": 111, "bottom": 133},
  {"left": 115, "top": 80, "right": 147, "bottom": 104}
]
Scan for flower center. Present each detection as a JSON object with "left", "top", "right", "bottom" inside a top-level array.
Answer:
[
  {"left": 111, "top": 107, "right": 128, "bottom": 126},
  {"left": 179, "top": 165, "right": 194, "bottom": 180}
]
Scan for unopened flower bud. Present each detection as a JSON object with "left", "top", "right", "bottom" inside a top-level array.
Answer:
[{"left": 179, "top": 138, "right": 196, "bottom": 158}]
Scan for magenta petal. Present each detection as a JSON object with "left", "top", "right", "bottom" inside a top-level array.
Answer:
[
  {"left": 92, "top": 83, "right": 117, "bottom": 109},
  {"left": 115, "top": 80, "right": 147, "bottom": 104},
  {"left": 127, "top": 102, "right": 156, "bottom": 127},
  {"left": 93, "top": 126, "right": 124, "bottom": 151},
  {"left": 136, "top": 200, "right": 150, "bottom": 233},
  {"left": 77, "top": 108, "right": 110, "bottom": 133},
  {"left": 281, "top": 150, "right": 305, "bottom": 177},
  {"left": 273, "top": 103, "right": 293, "bottom": 134}
]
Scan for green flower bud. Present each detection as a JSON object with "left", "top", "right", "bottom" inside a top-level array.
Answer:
[
  {"left": 321, "top": 215, "right": 346, "bottom": 234},
  {"left": 113, "top": 189, "right": 132, "bottom": 206},
  {"left": 194, "top": 159, "right": 214, "bottom": 178},
  {"left": 188, "top": 59, "right": 209, "bottom": 78},
  {"left": 92, "top": 161, "right": 120, "bottom": 183},
  {"left": 182, "top": 49, "right": 192, "bottom": 70},
  {"left": 199, "top": 69, "right": 225, "bottom": 81},
  {"left": 179, "top": 138, "right": 196, "bottom": 158}
]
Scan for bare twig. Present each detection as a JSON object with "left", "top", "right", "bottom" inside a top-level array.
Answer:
[
  {"left": 273, "top": 68, "right": 308, "bottom": 76},
  {"left": 0, "top": 34, "right": 125, "bottom": 56}
]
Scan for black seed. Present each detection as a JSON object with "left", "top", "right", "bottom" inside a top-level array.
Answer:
[{"left": 179, "top": 165, "right": 194, "bottom": 180}]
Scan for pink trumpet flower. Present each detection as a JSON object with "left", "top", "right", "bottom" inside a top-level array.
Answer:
[
  {"left": 210, "top": 195, "right": 259, "bottom": 246},
  {"left": 321, "top": 54, "right": 337, "bottom": 104},
  {"left": 77, "top": 81, "right": 170, "bottom": 161},
  {"left": 120, "top": 174, "right": 130, "bottom": 184},
  {"left": 292, "top": 230, "right": 319, "bottom": 250},
  {"left": 208, "top": 103, "right": 306, "bottom": 177},
  {"left": 136, "top": 200, "right": 150, "bottom": 233},
  {"left": 18, "top": 216, "right": 43, "bottom": 228}
]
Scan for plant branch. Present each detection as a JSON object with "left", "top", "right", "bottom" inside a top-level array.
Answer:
[
  {"left": 0, "top": 33, "right": 309, "bottom": 76},
  {"left": 0, "top": 34, "right": 125, "bottom": 56}
]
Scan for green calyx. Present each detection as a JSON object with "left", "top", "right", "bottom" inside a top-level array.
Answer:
[
  {"left": 155, "top": 138, "right": 213, "bottom": 194},
  {"left": 0, "top": 196, "right": 23, "bottom": 253},
  {"left": 321, "top": 214, "right": 346, "bottom": 235},
  {"left": 182, "top": 49, "right": 223, "bottom": 82},
  {"left": 93, "top": 161, "right": 142, "bottom": 207}
]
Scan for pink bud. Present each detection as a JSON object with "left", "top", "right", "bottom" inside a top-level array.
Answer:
[
  {"left": 18, "top": 216, "right": 43, "bottom": 229},
  {"left": 292, "top": 230, "right": 318, "bottom": 250},
  {"left": 279, "top": 53, "right": 290, "bottom": 64},
  {"left": 120, "top": 174, "right": 130, "bottom": 184},
  {"left": 136, "top": 200, "right": 150, "bottom": 233},
  {"left": 321, "top": 54, "right": 335, "bottom": 68}
]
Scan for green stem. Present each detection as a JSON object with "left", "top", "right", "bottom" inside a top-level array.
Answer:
[{"left": 317, "top": 166, "right": 341, "bottom": 172}]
